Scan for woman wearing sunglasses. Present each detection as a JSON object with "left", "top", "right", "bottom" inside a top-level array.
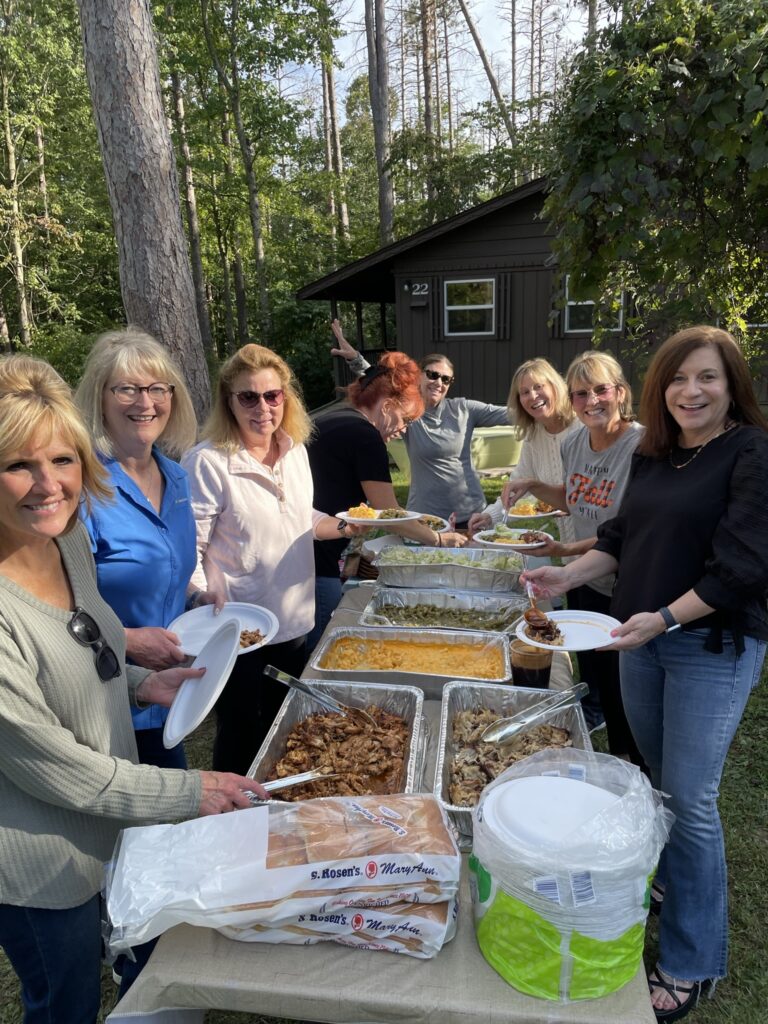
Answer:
[
  {"left": 504, "top": 350, "right": 644, "bottom": 763},
  {"left": 0, "top": 355, "right": 267, "bottom": 1022},
  {"left": 331, "top": 321, "right": 508, "bottom": 527},
  {"left": 181, "top": 343, "right": 365, "bottom": 776},
  {"left": 75, "top": 329, "right": 198, "bottom": 776}
]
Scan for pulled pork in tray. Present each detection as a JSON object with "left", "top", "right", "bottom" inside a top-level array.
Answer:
[
  {"left": 448, "top": 707, "right": 571, "bottom": 807},
  {"left": 267, "top": 707, "right": 409, "bottom": 800}
]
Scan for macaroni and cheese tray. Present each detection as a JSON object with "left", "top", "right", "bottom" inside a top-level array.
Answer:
[
  {"left": 373, "top": 546, "right": 524, "bottom": 594},
  {"left": 246, "top": 679, "right": 425, "bottom": 795},
  {"left": 433, "top": 681, "right": 592, "bottom": 844},
  {"left": 309, "top": 627, "right": 512, "bottom": 699},
  {"left": 359, "top": 587, "right": 527, "bottom": 632}
]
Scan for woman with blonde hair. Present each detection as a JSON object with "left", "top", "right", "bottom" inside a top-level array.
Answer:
[
  {"left": 0, "top": 354, "right": 265, "bottom": 1020},
  {"left": 468, "top": 357, "right": 578, "bottom": 545},
  {"left": 505, "top": 349, "right": 644, "bottom": 762},
  {"left": 182, "top": 343, "right": 365, "bottom": 774},
  {"left": 75, "top": 327, "right": 199, "bottom": 774}
]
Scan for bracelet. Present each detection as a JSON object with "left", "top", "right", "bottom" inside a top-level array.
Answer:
[
  {"left": 657, "top": 606, "right": 680, "bottom": 633},
  {"left": 433, "top": 530, "right": 442, "bottom": 547},
  {"left": 187, "top": 589, "right": 203, "bottom": 608}
]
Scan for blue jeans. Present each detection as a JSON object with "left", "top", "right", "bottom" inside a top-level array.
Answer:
[
  {"left": 0, "top": 895, "right": 102, "bottom": 1023},
  {"left": 620, "top": 629, "right": 765, "bottom": 981},
  {"left": 307, "top": 576, "right": 343, "bottom": 655}
]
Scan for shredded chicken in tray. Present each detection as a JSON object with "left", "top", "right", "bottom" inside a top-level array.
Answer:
[
  {"left": 448, "top": 707, "right": 572, "bottom": 807},
  {"left": 267, "top": 707, "right": 409, "bottom": 800}
]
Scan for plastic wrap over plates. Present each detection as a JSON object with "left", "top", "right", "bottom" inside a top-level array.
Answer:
[
  {"left": 170, "top": 602, "right": 279, "bottom": 656},
  {"left": 163, "top": 618, "right": 240, "bottom": 748}
]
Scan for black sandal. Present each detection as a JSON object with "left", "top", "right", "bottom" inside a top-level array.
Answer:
[
  {"left": 648, "top": 967, "right": 710, "bottom": 1022},
  {"left": 649, "top": 880, "right": 665, "bottom": 917}
]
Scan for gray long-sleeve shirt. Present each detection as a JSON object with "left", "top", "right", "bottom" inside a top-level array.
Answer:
[{"left": 0, "top": 523, "right": 202, "bottom": 909}]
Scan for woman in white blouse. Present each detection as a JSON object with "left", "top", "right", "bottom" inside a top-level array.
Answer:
[
  {"left": 468, "top": 358, "right": 578, "bottom": 545},
  {"left": 181, "top": 344, "right": 361, "bottom": 775}
]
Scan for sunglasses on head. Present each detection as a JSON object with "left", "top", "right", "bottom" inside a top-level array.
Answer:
[
  {"left": 232, "top": 388, "right": 285, "bottom": 409},
  {"left": 424, "top": 369, "right": 454, "bottom": 386},
  {"left": 67, "top": 607, "right": 121, "bottom": 682}
]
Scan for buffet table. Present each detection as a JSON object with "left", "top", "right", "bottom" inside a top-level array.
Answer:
[{"left": 107, "top": 589, "right": 655, "bottom": 1024}]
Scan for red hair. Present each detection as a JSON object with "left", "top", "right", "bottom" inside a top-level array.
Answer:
[{"left": 346, "top": 351, "right": 425, "bottom": 419}]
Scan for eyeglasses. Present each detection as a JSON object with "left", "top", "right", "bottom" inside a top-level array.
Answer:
[
  {"left": 424, "top": 369, "right": 454, "bottom": 386},
  {"left": 67, "top": 608, "right": 121, "bottom": 682},
  {"left": 232, "top": 389, "right": 285, "bottom": 409},
  {"left": 569, "top": 383, "right": 617, "bottom": 404},
  {"left": 109, "top": 383, "right": 175, "bottom": 404}
]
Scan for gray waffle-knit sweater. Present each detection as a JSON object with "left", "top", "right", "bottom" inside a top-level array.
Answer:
[{"left": 0, "top": 523, "right": 202, "bottom": 909}]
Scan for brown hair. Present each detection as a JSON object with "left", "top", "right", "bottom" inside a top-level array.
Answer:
[
  {"left": 419, "top": 353, "right": 454, "bottom": 374},
  {"left": 202, "top": 344, "right": 313, "bottom": 450},
  {"left": 346, "top": 351, "right": 425, "bottom": 419},
  {"left": 566, "top": 350, "right": 634, "bottom": 421},
  {"left": 638, "top": 325, "right": 768, "bottom": 457},
  {"left": 507, "top": 358, "right": 574, "bottom": 440},
  {"left": 0, "top": 354, "right": 112, "bottom": 530}
]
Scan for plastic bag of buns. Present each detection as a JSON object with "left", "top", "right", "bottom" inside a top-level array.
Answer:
[{"left": 106, "top": 794, "right": 461, "bottom": 955}]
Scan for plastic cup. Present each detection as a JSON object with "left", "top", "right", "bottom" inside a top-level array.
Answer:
[{"left": 510, "top": 640, "right": 552, "bottom": 688}]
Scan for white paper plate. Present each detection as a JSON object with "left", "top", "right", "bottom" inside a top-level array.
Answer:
[
  {"left": 336, "top": 508, "right": 422, "bottom": 526},
  {"left": 163, "top": 619, "right": 240, "bottom": 748},
  {"left": 414, "top": 513, "right": 450, "bottom": 533},
  {"left": 169, "top": 602, "right": 279, "bottom": 657},
  {"left": 474, "top": 529, "right": 553, "bottom": 551},
  {"left": 506, "top": 508, "right": 565, "bottom": 520},
  {"left": 514, "top": 610, "right": 621, "bottom": 652}
]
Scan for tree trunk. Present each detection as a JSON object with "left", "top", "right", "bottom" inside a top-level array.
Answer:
[
  {"left": 35, "top": 123, "right": 50, "bottom": 235},
  {"left": 0, "top": 69, "right": 31, "bottom": 346},
  {"left": 0, "top": 295, "right": 12, "bottom": 353},
  {"left": 456, "top": 0, "right": 516, "bottom": 143},
  {"left": 209, "top": 171, "right": 235, "bottom": 355},
  {"left": 364, "top": 0, "right": 394, "bottom": 244},
  {"left": 232, "top": 252, "right": 248, "bottom": 346},
  {"left": 169, "top": 67, "right": 214, "bottom": 357},
  {"left": 443, "top": 12, "right": 453, "bottom": 152},
  {"left": 321, "top": 64, "right": 337, "bottom": 245},
  {"left": 76, "top": 0, "right": 210, "bottom": 417},
  {"left": 326, "top": 56, "right": 349, "bottom": 241},
  {"left": 510, "top": 0, "right": 517, "bottom": 139}
]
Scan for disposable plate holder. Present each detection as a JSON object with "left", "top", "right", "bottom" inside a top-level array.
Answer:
[
  {"left": 309, "top": 626, "right": 512, "bottom": 699},
  {"left": 359, "top": 587, "right": 527, "bottom": 632},
  {"left": 434, "top": 681, "right": 592, "bottom": 846},
  {"left": 246, "top": 679, "right": 424, "bottom": 794},
  {"left": 373, "top": 545, "right": 525, "bottom": 594}
]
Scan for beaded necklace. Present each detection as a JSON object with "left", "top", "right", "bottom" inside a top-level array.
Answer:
[{"left": 669, "top": 420, "right": 738, "bottom": 470}]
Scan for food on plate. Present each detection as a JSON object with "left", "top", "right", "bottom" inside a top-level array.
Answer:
[
  {"left": 448, "top": 708, "right": 572, "bottom": 806},
  {"left": 520, "top": 530, "right": 547, "bottom": 544},
  {"left": 346, "top": 503, "right": 378, "bottom": 519},
  {"left": 240, "top": 628, "right": 266, "bottom": 648},
  {"left": 418, "top": 514, "right": 446, "bottom": 531},
  {"left": 267, "top": 707, "right": 409, "bottom": 799},
  {"left": 511, "top": 497, "right": 556, "bottom": 516},
  {"left": 378, "top": 507, "right": 409, "bottom": 519},
  {"left": 377, "top": 547, "right": 523, "bottom": 573},
  {"left": 523, "top": 607, "right": 564, "bottom": 646},
  {"left": 318, "top": 636, "right": 506, "bottom": 679},
  {"left": 371, "top": 602, "right": 518, "bottom": 631},
  {"left": 479, "top": 526, "right": 548, "bottom": 546}
]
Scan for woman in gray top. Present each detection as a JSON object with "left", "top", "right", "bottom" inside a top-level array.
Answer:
[
  {"left": 332, "top": 321, "right": 508, "bottom": 526},
  {"left": 0, "top": 355, "right": 266, "bottom": 1022}
]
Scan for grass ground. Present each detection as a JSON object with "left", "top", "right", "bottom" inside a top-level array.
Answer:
[{"left": 2, "top": 473, "right": 766, "bottom": 1022}]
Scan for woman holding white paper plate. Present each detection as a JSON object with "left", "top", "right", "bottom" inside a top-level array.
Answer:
[
  {"left": 182, "top": 343, "right": 368, "bottom": 776},
  {"left": 0, "top": 355, "right": 267, "bottom": 1022}
]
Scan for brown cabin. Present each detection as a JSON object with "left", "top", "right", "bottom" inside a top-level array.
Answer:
[{"left": 297, "top": 178, "right": 634, "bottom": 404}]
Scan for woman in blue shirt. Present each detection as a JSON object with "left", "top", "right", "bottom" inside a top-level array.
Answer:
[{"left": 76, "top": 328, "right": 198, "bottom": 771}]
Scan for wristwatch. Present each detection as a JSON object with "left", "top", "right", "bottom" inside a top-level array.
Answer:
[{"left": 657, "top": 606, "right": 681, "bottom": 633}]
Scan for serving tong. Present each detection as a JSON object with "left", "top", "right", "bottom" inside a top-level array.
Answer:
[
  {"left": 263, "top": 665, "right": 378, "bottom": 729},
  {"left": 244, "top": 768, "right": 341, "bottom": 803},
  {"left": 480, "top": 681, "right": 589, "bottom": 749}
]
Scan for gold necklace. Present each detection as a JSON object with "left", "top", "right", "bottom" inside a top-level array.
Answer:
[{"left": 669, "top": 420, "right": 738, "bottom": 470}]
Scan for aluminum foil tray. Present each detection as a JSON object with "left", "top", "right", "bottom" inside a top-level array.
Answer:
[
  {"left": 434, "top": 681, "right": 592, "bottom": 844},
  {"left": 246, "top": 679, "right": 425, "bottom": 795},
  {"left": 359, "top": 587, "right": 527, "bottom": 631},
  {"left": 309, "top": 626, "right": 512, "bottom": 700},
  {"left": 374, "top": 546, "right": 524, "bottom": 593}
]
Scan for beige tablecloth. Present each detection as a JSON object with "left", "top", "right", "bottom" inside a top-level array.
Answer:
[{"left": 107, "top": 588, "right": 654, "bottom": 1024}]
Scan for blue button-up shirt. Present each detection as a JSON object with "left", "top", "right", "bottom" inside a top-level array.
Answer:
[{"left": 82, "top": 450, "right": 197, "bottom": 730}]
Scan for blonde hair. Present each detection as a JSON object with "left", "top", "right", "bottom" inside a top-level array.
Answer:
[
  {"left": 507, "top": 358, "right": 574, "bottom": 440},
  {"left": 75, "top": 328, "right": 198, "bottom": 458},
  {"left": 202, "top": 344, "right": 312, "bottom": 450},
  {"left": 0, "top": 354, "right": 112, "bottom": 529},
  {"left": 565, "top": 350, "right": 634, "bottom": 420}
]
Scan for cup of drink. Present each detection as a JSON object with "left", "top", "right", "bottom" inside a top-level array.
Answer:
[{"left": 510, "top": 639, "right": 552, "bottom": 688}]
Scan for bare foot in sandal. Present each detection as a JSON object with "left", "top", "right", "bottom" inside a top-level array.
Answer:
[{"left": 648, "top": 965, "right": 710, "bottom": 1022}]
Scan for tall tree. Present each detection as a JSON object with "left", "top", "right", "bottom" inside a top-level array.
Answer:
[
  {"left": 365, "top": 0, "right": 395, "bottom": 243},
  {"left": 76, "top": 0, "right": 210, "bottom": 415}
]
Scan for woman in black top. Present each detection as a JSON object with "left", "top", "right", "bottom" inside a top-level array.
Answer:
[{"left": 522, "top": 326, "right": 768, "bottom": 1023}]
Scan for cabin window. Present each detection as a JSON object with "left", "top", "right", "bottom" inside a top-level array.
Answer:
[
  {"left": 564, "top": 275, "right": 623, "bottom": 333},
  {"left": 444, "top": 279, "right": 495, "bottom": 336}
]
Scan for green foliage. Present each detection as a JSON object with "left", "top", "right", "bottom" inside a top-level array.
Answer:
[{"left": 545, "top": 0, "right": 768, "bottom": 352}]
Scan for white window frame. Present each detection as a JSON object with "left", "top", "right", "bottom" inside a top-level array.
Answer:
[
  {"left": 443, "top": 278, "right": 496, "bottom": 337},
  {"left": 564, "top": 274, "right": 624, "bottom": 334}
]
